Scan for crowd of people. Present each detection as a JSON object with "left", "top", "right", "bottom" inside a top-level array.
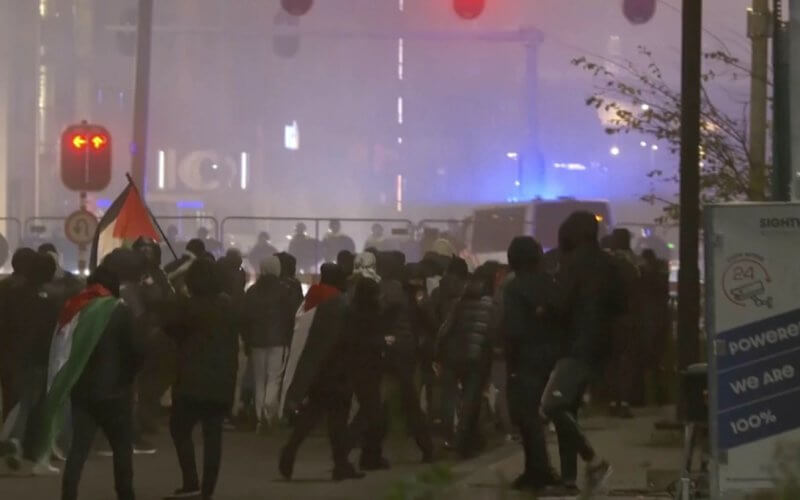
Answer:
[{"left": 0, "top": 210, "right": 671, "bottom": 499}]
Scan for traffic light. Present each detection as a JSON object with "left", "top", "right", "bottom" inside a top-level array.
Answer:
[
  {"left": 61, "top": 123, "right": 112, "bottom": 192},
  {"left": 622, "top": 0, "right": 656, "bottom": 25},
  {"left": 281, "top": 0, "right": 313, "bottom": 16},
  {"left": 453, "top": 0, "right": 485, "bottom": 19}
]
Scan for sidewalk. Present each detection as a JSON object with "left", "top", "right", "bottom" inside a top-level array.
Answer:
[{"left": 453, "top": 406, "right": 685, "bottom": 499}]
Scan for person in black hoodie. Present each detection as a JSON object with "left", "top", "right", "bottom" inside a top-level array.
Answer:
[
  {"left": 377, "top": 251, "right": 434, "bottom": 463},
  {"left": 0, "top": 250, "right": 59, "bottom": 470},
  {"left": 436, "top": 267, "right": 498, "bottom": 458},
  {"left": 347, "top": 254, "right": 389, "bottom": 470},
  {"left": 163, "top": 259, "right": 240, "bottom": 500},
  {"left": 62, "top": 265, "right": 144, "bottom": 500},
  {"left": 540, "top": 211, "right": 618, "bottom": 497},
  {"left": 0, "top": 248, "right": 38, "bottom": 421},
  {"left": 503, "top": 237, "right": 563, "bottom": 492}
]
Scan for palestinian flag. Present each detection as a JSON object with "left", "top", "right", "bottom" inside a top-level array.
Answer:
[
  {"left": 90, "top": 182, "right": 160, "bottom": 269},
  {"left": 279, "top": 284, "right": 346, "bottom": 418},
  {"left": 28, "top": 285, "right": 119, "bottom": 463}
]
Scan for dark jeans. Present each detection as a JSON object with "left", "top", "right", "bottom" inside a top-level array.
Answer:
[
  {"left": 285, "top": 378, "right": 352, "bottom": 470},
  {"left": 1, "top": 367, "right": 17, "bottom": 422},
  {"left": 541, "top": 358, "right": 597, "bottom": 473},
  {"left": 169, "top": 397, "right": 227, "bottom": 497},
  {"left": 350, "top": 367, "right": 385, "bottom": 463},
  {"left": 62, "top": 398, "right": 135, "bottom": 500},
  {"left": 440, "top": 357, "right": 489, "bottom": 454},
  {"left": 382, "top": 353, "right": 433, "bottom": 457},
  {"left": 507, "top": 370, "right": 552, "bottom": 482}
]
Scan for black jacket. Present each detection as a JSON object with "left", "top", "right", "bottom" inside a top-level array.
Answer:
[
  {"left": 503, "top": 271, "right": 564, "bottom": 375},
  {"left": 439, "top": 281, "right": 497, "bottom": 365},
  {"left": 559, "top": 245, "right": 623, "bottom": 368},
  {"left": 165, "top": 294, "right": 240, "bottom": 407},
  {"left": 244, "top": 274, "right": 288, "bottom": 348},
  {"left": 380, "top": 279, "right": 417, "bottom": 358},
  {"left": 347, "top": 276, "right": 385, "bottom": 374},
  {"left": 72, "top": 303, "right": 145, "bottom": 403},
  {"left": 1, "top": 277, "right": 59, "bottom": 371}
]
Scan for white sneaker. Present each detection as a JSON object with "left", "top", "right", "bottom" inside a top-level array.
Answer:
[{"left": 32, "top": 461, "right": 60, "bottom": 476}]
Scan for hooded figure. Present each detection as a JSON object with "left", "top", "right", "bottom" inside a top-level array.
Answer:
[
  {"left": 38, "top": 243, "right": 85, "bottom": 312},
  {"left": 539, "top": 211, "right": 617, "bottom": 497},
  {"left": 279, "top": 263, "right": 363, "bottom": 481},
  {"left": 164, "top": 239, "right": 207, "bottom": 295}
]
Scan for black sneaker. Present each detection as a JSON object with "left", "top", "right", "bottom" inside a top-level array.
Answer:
[
  {"left": 582, "top": 460, "right": 612, "bottom": 498},
  {"left": 163, "top": 487, "right": 201, "bottom": 499}
]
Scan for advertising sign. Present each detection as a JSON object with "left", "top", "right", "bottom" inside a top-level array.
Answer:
[{"left": 706, "top": 203, "right": 800, "bottom": 498}]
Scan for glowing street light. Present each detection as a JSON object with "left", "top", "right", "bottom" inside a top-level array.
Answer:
[
  {"left": 651, "top": 144, "right": 659, "bottom": 151},
  {"left": 641, "top": 103, "right": 650, "bottom": 111},
  {"left": 506, "top": 152, "right": 519, "bottom": 160},
  {"left": 610, "top": 146, "right": 621, "bottom": 156},
  {"left": 640, "top": 141, "right": 648, "bottom": 148}
]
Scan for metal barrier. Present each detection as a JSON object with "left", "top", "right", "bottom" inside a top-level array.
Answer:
[
  {"left": 221, "top": 216, "right": 415, "bottom": 273},
  {"left": 416, "top": 218, "right": 472, "bottom": 255},
  {"left": 0, "top": 217, "right": 22, "bottom": 272}
]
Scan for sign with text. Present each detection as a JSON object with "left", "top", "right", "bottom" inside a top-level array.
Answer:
[{"left": 706, "top": 203, "right": 800, "bottom": 499}]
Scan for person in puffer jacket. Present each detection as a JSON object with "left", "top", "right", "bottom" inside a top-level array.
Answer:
[{"left": 436, "top": 268, "right": 498, "bottom": 458}]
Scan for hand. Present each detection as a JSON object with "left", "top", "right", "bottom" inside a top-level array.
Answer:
[
  {"left": 432, "top": 362, "right": 442, "bottom": 377},
  {"left": 384, "top": 335, "right": 396, "bottom": 346}
]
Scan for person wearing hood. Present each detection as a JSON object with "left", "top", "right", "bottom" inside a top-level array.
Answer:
[
  {"left": 346, "top": 253, "right": 389, "bottom": 470},
  {"left": 435, "top": 266, "right": 497, "bottom": 458},
  {"left": 502, "top": 236, "right": 565, "bottom": 493},
  {"left": 164, "top": 238, "right": 206, "bottom": 295},
  {"left": 288, "top": 223, "right": 318, "bottom": 274},
  {"left": 376, "top": 252, "right": 434, "bottom": 464},
  {"left": 0, "top": 248, "right": 38, "bottom": 421},
  {"left": 279, "top": 263, "right": 364, "bottom": 482},
  {"left": 38, "top": 243, "right": 85, "bottom": 311},
  {"left": 131, "top": 238, "right": 176, "bottom": 437},
  {"left": 162, "top": 258, "right": 240, "bottom": 500},
  {"left": 0, "top": 249, "right": 59, "bottom": 470},
  {"left": 247, "top": 231, "right": 278, "bottom": 273},
  {"left": 243, "top": 256, "right": 288, "bottom": 432},
  {"left": 540, "top": 212, "right": 619, "bottom": 497}
]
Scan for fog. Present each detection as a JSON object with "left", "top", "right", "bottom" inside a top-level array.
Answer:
[{"left": 0, "top": 0, "right": 754, "bottom": 258}]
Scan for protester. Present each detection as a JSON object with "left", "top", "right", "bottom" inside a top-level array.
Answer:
[
  {"left": 196, "top": 227, "right": 223, "bottom": 259},
  {"left": 605, "top": 228, "right": 642, "bottom": 417},
  {"left": 0, "top": 250, "right": 59, "bottom": 474},
  {"left": 436, "top": 267, "right": 497, "bottom": 458},
  {"left": 540, "top": 212, "right": 618, "bottom": 497},
  {"left": 131, "top": 238, "right": 176, "bottom": 436},
  {"left": 363, "top": 223, "right": 385, "bottom": 252},
  {"left": 165, "top": 238, "right": 207, "bottom": 295},
  {"left": 376, "top": 252, "right": 433, "bottom": 463},
  {"left": 638, "top": 249, "right": 671, "bottom": 406},
  {"left": 502, "top": 236, "right": 564, "bottom": 493},
  {"left": 38, "top": 243, "right": 85, "bottom": 311},
  {"left": 0, "top": 248, "right": 39, "bottom": 423},
  {"left": 59, "top": 265, "right": 144, "bottom": 500},
  {"left": 243, "top": 256, "right": 288, "bottom": 432},
  {"left": 163, "top": 258, "right": 240, "bottom": 500},
  {"left": 279, "top": 263, "right": 363, "bottom": 481},
  {"left": 346, "top": 261, "right": 387, "bottom": 470}
]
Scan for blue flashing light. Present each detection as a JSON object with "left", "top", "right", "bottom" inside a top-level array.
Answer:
[
  {"left": 96, "top": 198, "right": 112, "bottom": 210},
  {"left": 176, "top": 200, "right": 204, "bottom": 210}
]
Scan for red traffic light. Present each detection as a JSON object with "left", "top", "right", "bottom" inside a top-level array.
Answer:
[
  {"left": 622, "top": 0, "right": 656, "bottom": 25},
  {"left": 281, "top": 0, "right": 313, "bottom": 16},
  {"left": 91, "top": 134, "right": 108, "bottom": 150},
  {"left": 453, "top": 0, "right": 485, "bottom": 19},
  {"left": 71, "top": 134, "right": 88, "bottom": 150},
  {"left": 61, "top": 123, "right": 112, "bottom": 192}
]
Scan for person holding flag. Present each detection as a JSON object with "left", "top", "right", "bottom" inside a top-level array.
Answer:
[
  {"left": 22, "top": 264, "right": 143, "bottom": 500},
  {"left": 278, "top": 263, "right": 363, "bottom": 482}
]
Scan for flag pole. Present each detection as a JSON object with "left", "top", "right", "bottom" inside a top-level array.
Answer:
[{"left": 125, "top": 173, "right": 179, "bottom": 261}]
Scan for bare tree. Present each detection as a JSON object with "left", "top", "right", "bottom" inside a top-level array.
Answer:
[{"left": 573, "top": 47, "right": 768, "bottom": 224}]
